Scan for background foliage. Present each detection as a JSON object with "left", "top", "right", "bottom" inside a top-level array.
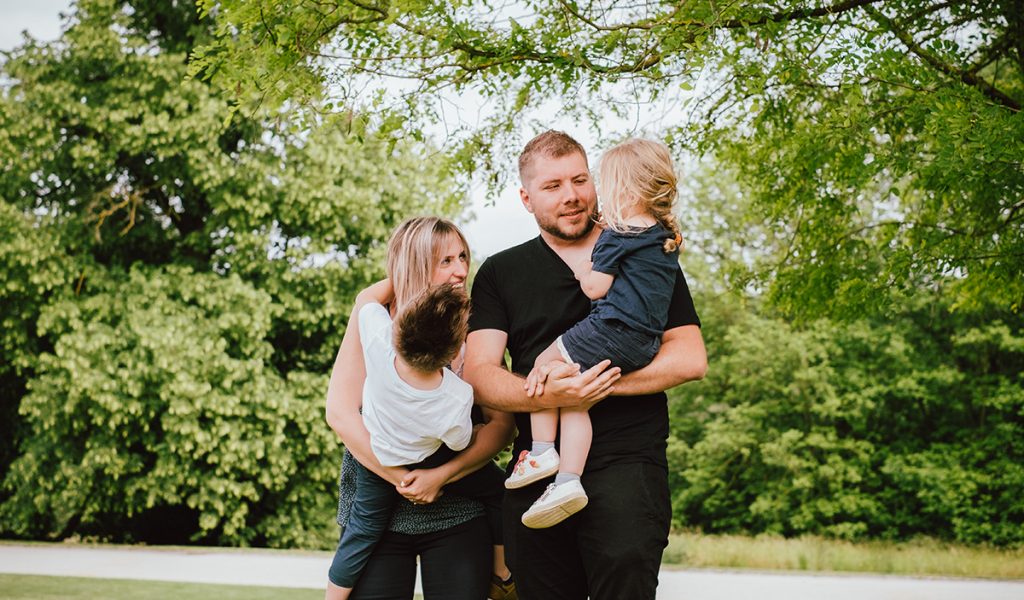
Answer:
[
  {"left": 670, "top": 159, "right": 1024, "bottom": 545},
  {"left": 1, "top": 0, "right": 1021, "bottom": 550},
  {"left": 0, "top": 0, "right": 462, "bottom": 548},
  {"left": 668, "top": 286, "right": 1024, "bottom": 545},
  {"left": 194, "top": 0, "right": 1024, "bottom": 317}
]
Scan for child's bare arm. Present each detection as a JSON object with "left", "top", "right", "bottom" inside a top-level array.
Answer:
[
  {"left": 574, "top": 259, "right": 614, "bottom": 300},
  {"left": 534, "top": 341, "right": 565, "bottom": 370},
  {"left": 355, "top": 279, "right": 394, "bottom": 306}
]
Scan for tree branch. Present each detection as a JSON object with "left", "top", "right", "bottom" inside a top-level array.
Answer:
[
  {"left": 965, "top": 33, "right": 1014, "bottom": 76},
  {"left": 1002, "top": 198, "right": 1024, "bottom": 228},
  {"left": 388, "top": 16, "right": 663, "bottom": 76},
  {"left": 342, "top": 0, "right": 388, "bottom": 19},
  {"left": 555, "top": 0, "right": 693, "bottom": 32},
  {"left": 904, "top": 0, "right": 962, "bottom": 24},
  {"left": 338, "top": 0, "right": 884, "bottom": 81},
  {"left": 719, "top": 0, "right": 887, "bottom": 29},
  {"left": 258, "top": 5, "right": 278, "bottom": 46},
  {"left": 865, "top": 6, "right": 1021, "bottom": 112}
]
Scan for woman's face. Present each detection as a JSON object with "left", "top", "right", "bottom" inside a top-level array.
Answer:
[{"left": 431, "top": 236, "right": 469, "bottom": 288}]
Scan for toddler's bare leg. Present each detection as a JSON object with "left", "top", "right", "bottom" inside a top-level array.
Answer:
[
  {"left": 556, "top": 407, "right": 592, "bottom": 476},
  {"left": 530, "top": 408, "right": 558, "bottom": 443}
]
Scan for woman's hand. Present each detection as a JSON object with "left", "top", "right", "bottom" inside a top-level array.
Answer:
[{"left": 397, "top": 468, "right": 449, "bottom": 504}]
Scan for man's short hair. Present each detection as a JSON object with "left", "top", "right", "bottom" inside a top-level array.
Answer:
[
  {"left": 518, "top": 130, "right": 588, "bottom": 184},
  {"left": 393, "top": 283, "right": 470, "bottom": 373}
]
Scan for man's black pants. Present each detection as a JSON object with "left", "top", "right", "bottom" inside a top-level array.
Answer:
[{"left": 503, "top": 461, "right": 671, "bottom": 600}]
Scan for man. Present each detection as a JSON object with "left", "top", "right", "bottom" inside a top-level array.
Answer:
[{"left": 464, "top": 130, "right": 707, "bottom": 599}]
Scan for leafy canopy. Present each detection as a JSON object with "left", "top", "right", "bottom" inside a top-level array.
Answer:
[{"left": 195, "top": 0, "right": 1024, "bottom": 318}]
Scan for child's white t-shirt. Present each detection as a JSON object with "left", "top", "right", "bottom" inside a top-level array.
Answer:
[{"left": 358, "top": 302, "right": 474, "bottom": 467}]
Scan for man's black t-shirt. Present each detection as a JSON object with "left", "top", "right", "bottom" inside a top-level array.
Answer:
[{"left": 468, "top": 236, "right": 701, "bottom": 472}]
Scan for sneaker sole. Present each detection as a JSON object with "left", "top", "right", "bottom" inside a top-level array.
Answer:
[
  {"left": 488, "top": 582, "right": 517, "bottom": 600},
  {"left": 521, "top": 495, "right": 589, "bottom": 529},
  {"left": 504, "top": 463, "right": 559, "bottom": 489}
]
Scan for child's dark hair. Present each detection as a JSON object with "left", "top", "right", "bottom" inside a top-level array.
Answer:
[{"left": 393, "top": 283, "right": 470, "bottom": 373}]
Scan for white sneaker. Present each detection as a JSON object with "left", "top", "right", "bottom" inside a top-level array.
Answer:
[
  {"left": 504, "top": 448, "right": 560, "bottom": 489},
  {"left": 521, "top": 480, "right": 589, "bottom": 529}
]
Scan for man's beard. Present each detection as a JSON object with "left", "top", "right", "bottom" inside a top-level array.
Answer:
[{"left": 537, "top": 204, "right": 599, "bottom": 242}]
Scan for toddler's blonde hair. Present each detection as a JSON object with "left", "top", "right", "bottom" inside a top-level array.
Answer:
[{"left": 599, "top": 138, "right": 682, "bottom": 253}]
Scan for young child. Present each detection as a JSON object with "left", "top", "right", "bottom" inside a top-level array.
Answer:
[
  {"left": 505, "top": 138, "right": 684, "bottom": 529},
  {"left": 327, "top": 281, "right": 510, "bottom": 598}
]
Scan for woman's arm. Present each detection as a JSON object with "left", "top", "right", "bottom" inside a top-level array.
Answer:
[
  {"left": 397, "top": 406, "right": 515, "bottom": 503},
  {"left": 325, "top": 284, "right": 409, "bottom": 487},
  {"left": 437, "top": 406, "right": 515, "bottom": 484}
]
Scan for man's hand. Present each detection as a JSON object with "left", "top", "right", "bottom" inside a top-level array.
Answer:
[
  {"left": 397, "top": 468, "right": 447, "bottom": 504},
  {"left": 533, "top": 359, "right": 621, "bottom": 409}
]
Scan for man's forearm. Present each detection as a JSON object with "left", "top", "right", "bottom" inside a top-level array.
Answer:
[
  {"left": 467, "top": 360, "right": 620, "bottom": 412},
  {"left": 614, "top": 361, "right": 699, "bottom": 396},
  {"left": 464, "top": 329, "right": 620, "bottom": 413},
  {"left": 613, "top": 325, "right": 707, "bottom": 396},
  {"left": 464, "top": 363, "right": 537, "bottom": 413}
]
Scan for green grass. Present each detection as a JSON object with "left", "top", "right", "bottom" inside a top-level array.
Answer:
[
  {"left": 0, "top": 574, "right": 427, "bottom": 600},
  {"left": 663, "top": 532, "right": 1024, "bottom": 580},
  {"left": 0, "top": 574, "right": 323, "bottom": 600}
]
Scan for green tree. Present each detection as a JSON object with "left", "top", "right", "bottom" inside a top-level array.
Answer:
[
  {"left": 0, "top": 0, "right": 463, "bottom": 546},
  {"left": 0, "top": 204, "right": 72, "bottom": 474},
  {"left": 195, "top": 0, "right": 1024, "bottom": 317},
  {"left": 668, "top": 290, "right": 1024, "bottom": 544}
]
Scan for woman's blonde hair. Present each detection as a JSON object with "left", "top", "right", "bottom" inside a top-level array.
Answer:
[
  {"left": 386, "top": 216, "right": 470, "bottom": 310},
  {"left": 598, "top": 138, "right": 683, "bottom": 253}
]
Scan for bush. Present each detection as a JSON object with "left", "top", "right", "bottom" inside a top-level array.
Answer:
[
  {"left": 0, "top": 266, "right": 338, "bottom": 548},
  {"left": 669, "top": 292, "right": 1024, "bottom": 546}
]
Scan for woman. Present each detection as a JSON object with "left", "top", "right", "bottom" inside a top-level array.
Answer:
[{"left": 325, "top": 217, "right": 516, "bottom": 600}]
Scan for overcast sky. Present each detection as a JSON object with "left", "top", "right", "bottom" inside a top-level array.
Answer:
[
  {"left": 0, "top": 1, "right": 560, "bottom": 259},
  {"left": 1, "top": 1, "right": 70, "bottom": 48}
]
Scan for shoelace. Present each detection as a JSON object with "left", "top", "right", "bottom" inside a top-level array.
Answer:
[
  {"left": 512, "top": 450, "right": 532, "bottom": 475},
  {"left": 536, "top": 483, "right": 557, "bottom": 501}
]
